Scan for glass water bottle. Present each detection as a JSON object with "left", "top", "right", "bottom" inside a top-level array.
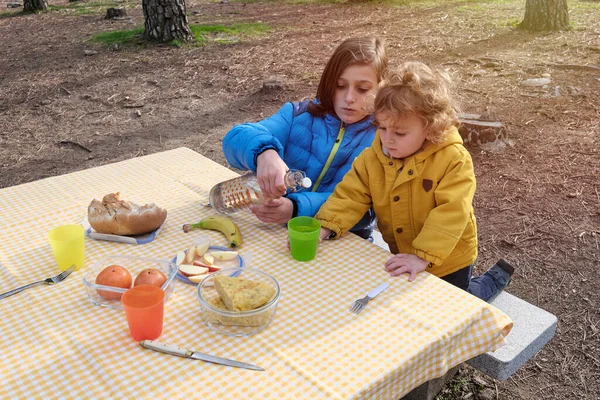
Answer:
[{"left": 209, "top": 170, "right": 312, "bottom": 214}]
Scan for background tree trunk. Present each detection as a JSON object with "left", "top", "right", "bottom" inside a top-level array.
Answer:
[
  {"left": 142, "top": 0, "right": 193, "bottom": 42},
  {"left": 520, "top": 0, "right": 569, "bottom": 31},
  {"left": 23, "top": 0, "right": 48, "bottom": 12}
]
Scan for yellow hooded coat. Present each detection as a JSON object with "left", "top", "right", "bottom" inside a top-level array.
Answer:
[{"left": 315, "top": 127, "right": 477, "bottom": 278}]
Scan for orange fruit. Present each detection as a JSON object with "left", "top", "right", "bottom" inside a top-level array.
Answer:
[
  {"left": 134, "top": 268, "right": 167, "bottom": 288},
  {"left": 95, "top": 264, "right": 132, "bottom": 300}
]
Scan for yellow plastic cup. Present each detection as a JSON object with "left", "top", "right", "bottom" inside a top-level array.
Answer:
[{"left": 48, "top": 224, "right": 85, "bottom": 271}]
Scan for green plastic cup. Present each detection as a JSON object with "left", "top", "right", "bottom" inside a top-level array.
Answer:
[{"left": 288, "top": 216, "right": 321, "bottom": 262}]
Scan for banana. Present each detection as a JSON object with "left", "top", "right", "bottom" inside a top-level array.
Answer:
[{"left": 183, "top": 216, "right": 242, "bottom": 248}]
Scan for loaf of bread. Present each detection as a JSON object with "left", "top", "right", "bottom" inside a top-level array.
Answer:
[{"left": 88, "top": 192, "right": 167, "bottom": 236}]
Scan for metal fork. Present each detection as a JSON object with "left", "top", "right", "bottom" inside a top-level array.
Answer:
[
  {"left": 349, "top": 282, "right": 390, "bottom": 315},
  {"left": 0, "top": 265, "right": 76, "bottom": 300}
]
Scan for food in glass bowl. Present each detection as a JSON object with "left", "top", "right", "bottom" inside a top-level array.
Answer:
[
  {"left": 196, "top": 267, "right": 280, "bottom": 337},
  {"left": 83, "top": 255, "right": 176, "bottom": 310}
]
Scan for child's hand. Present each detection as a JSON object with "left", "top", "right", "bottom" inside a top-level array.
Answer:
[
  {"left": 384, "top": 254, "right": 429, "bottom": 281},
  {"left": 256, "top": 150, "right": 289, "bottom": 199},
  {"left": 250, "top": 198, "right": 293, "bottom": 224},
  {"left": 319, "top": 227, "right": 332, "bottom": 242}
]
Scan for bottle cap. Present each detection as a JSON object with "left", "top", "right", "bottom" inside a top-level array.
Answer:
[{"left": 301, "top": 177, "right": 312, "bottom": 188}]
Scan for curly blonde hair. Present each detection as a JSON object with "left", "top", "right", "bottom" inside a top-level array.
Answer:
[{"left": 374, "top": 61, "right": 459, "bottom": 144}]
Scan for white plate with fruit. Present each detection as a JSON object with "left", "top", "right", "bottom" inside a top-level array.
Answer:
[{"left": 173, "top": 240, "right": 245, "bottom": 285}]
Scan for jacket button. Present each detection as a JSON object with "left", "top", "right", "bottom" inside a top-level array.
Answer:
[
  {"left": 396, "top": 228, "right": 403, "bottom": 233},
  {"left": 389, "top": 162, "right": 393, "bottom": 166},
  {"left": 393, "top": 196, "right": 399, "bottom": 202},
  {"left": 408, "top": 169, "right": 413, "bottom": 175}
]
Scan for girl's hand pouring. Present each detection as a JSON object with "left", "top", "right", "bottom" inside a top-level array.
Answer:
[{"left": 256, "top": 149, "right": 289, "bottom": 199}]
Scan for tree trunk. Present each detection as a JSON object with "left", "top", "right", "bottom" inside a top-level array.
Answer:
[
  {"left": 142, "top": 0, "right": 193, "bottom": 42},
  {"left": 23, "top": 0, "right": 48, "bottom": 12},
  {"left": 520, "top": 0, "right": 569, "bottom": 31}
]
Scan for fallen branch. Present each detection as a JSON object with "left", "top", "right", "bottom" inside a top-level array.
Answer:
[
  {"left": 539, "top": 63, "right": 600, "bottom": 72},
  {"left": 58, "top": 140, "right": 92, "bottom": 153}
]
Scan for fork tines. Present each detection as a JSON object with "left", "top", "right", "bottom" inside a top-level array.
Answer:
[
  {"left": 54, "top": 265, "right": 76, "bottom": 282},
  {"left": 349, "top": 302, "right": 364, "bottom": 314},
  {"left": 349, "top": 296, "right": 368, "bottom": 315}
]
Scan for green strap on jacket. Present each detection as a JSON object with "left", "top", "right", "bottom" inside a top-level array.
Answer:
[{"left": 312, "top": 125, "right": 346, "bottom": 192}]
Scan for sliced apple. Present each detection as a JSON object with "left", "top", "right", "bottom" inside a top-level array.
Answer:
[
  {"left": 209, "top": 250, "right": 239, "bottom": 261},
  {"left": 193, "top": 260, "right": 211, "bottom": 268},
  {"left": 184, "top": 245, "right": 196, "bottom": 264},
  {"left": 187, "top": 274, "right": 209, "bottom": 284},
  {"left": 202, "top": 253, "right": 214, "bottom": 266},
  {"left": 178, "top": 264, "right": 209, "bottom": 277},
  {"left": 207, "top": 264, "right": 223, "bottom": 273},
  {"left": 195, "top": 241, "right": 211, "bottom": 257},
  {"left": 175, "top": 251, "right": 186, "bottom": 266}
]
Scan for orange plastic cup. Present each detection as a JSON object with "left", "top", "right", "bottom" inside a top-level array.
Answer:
[{"left": 121, "top": 285, "right": 165, "bottom": 341}]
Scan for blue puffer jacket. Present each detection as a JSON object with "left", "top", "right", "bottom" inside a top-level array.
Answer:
[{"left": 222, "top": 100, "right": 377, "bottom": 235}]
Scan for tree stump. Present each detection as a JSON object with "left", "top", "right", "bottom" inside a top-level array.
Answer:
[
  {"left": 23, "top": 0, "right": 47, "bottom": 12},
  {"left": 520, "top": 0, "right": 569, "bottom": 31},
  {"left": 457, "top": 113, "right": 508, "bottom": 147},
  {"left": 105, "top": 7, "right": 127, "bottom": 19},
  {"left": 142, "top": 0, "right": 193, "bottom": 42}
]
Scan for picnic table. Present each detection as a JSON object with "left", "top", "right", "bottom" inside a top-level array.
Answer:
[{"left": 0, "top": 147, "right": 513, "bottom": 399}]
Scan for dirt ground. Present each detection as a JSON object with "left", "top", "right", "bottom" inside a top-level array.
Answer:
[{"left": 1, "top": 0, "right": 599, "bottom": 398}]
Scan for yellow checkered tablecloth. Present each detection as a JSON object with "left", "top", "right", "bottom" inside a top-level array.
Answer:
[{"left": 0, "top": 147, "right": 512, "bottom": 399}]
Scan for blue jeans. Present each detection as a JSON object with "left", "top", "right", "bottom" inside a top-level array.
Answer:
[{"left": 442, "top": 262, "right": 511, "bottom": 302}]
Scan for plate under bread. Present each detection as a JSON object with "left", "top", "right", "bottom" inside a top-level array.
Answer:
[
  {"left": 174, "top": 245, "right": 245, "bottom": 285},
  {"left": 81, "top": 217, "right": 165, "bottom": 245}
]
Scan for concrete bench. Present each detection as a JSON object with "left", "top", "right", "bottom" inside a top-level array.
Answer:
[
  {"left": 466, "top": 290, "right": 558, "bottom": 380},
  {"left": 371, "top": 231, "right": 558, "bottom": 397},
  {"left": 402, "top": 291, "right": 558, "bottom": 399}
]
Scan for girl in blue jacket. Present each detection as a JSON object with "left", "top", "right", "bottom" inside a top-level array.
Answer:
[{"left": 222, "top": 37, "right": 388, "bottom": 239}]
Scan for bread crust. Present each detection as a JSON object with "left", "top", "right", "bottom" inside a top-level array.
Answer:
[{"left": 88, "top": 192, "right": 167, "bottom": 236}]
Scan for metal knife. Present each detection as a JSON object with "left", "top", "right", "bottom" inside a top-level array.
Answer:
[{"left": 140, "top": 340, "right": 264, "bottom": 371}]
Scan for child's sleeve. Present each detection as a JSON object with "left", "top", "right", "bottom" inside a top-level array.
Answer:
[
  {"left": 412, "top": 151, "right": 476, "bottom": 266},
  {"left": 222, "top": 103, "right": 295, "bottom": 171},
  {"left": 314, "top": 152, "right": 373, "bottom": 238},
  {"left": 286, "top": 191, "right": 332, "bottom": 218}
]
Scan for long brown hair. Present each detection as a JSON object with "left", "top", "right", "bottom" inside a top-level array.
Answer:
[{"left": 308, "top": 37, "right": 388, "bottom": 118}]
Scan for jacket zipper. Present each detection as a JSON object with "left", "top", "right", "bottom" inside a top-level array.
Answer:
[{"left": 312, "top": 123, "right": 346, "bottom": 192}]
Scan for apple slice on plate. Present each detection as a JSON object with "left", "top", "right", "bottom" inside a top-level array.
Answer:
[
  {"left": 174, "top": 245, "right": 244, "bottom": 285},
  {"left": 179, "top": 264, "right": 209, "bottom": 277},
  {"left": 195, "top": 241, "right": 210, "bottom": 257},
  {"left": 188, "top": 274, "right": 209, "bottom": 284},
  {"left": 210, "top": 250, "right": 239, "bottom": 261},
  {"left": 175, "top": 251, "right": 186, "bottom": 266},
  {"left": 184, "top": 245, "right": 196, "bottom": 264},
  {"left": 201, "top": 253, "right": 214, "bottom": 266}
]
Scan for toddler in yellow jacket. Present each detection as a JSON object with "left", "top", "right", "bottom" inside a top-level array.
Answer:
[{"left": 315, "top": 61, "right": 514, "bottom": 301}]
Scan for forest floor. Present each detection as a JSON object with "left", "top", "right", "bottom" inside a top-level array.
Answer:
[{"left": 1, "top": 0, "right": 599, "bottom": 398}]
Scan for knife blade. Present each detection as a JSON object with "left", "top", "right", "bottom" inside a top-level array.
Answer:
[{"left": 140, "top": 340, "right": 264, "bottom": 371}]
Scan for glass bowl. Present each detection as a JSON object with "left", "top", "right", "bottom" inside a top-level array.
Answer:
[
  {"left": 196, "top": 267, "right": 280, "bottom": 337},
  {"left": 83, "top": 255, "right": 176, "bottom": 310}
]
